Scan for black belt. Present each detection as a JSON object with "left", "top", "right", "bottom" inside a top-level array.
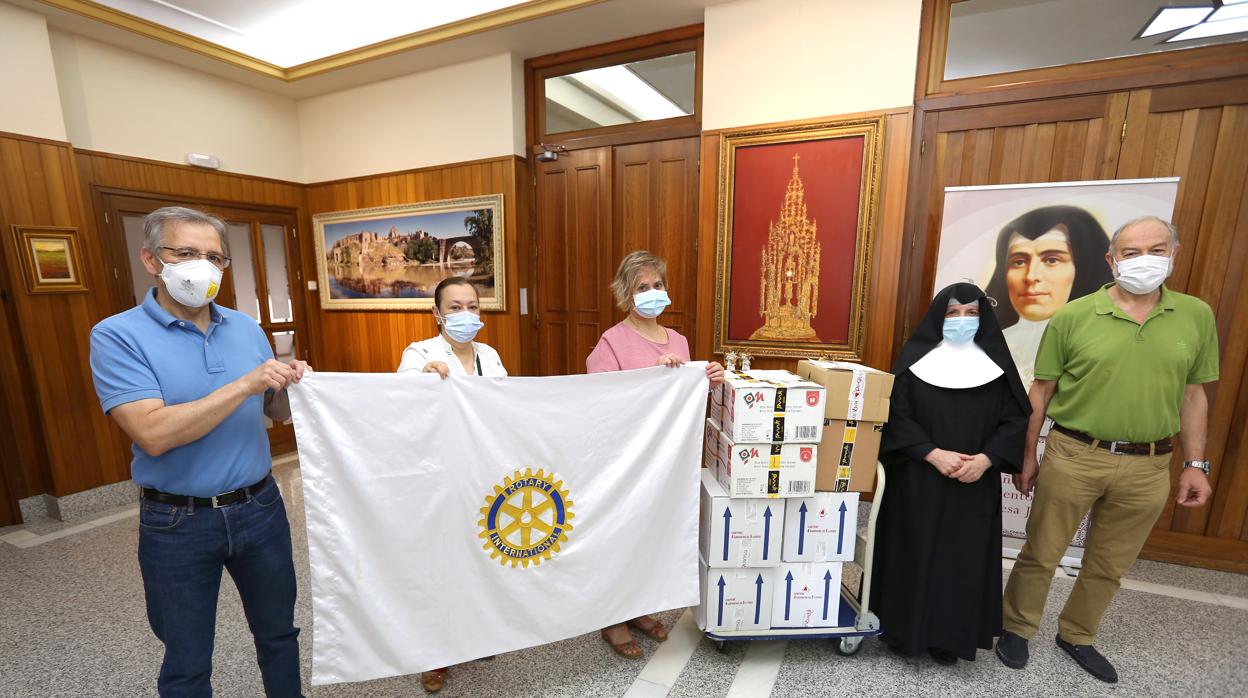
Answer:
[
  {"left": 1052, "top": 424, "right": 1173, "bottom": 456},
  {"left": 142, "top": 474, "right": 272, "bottom": 508}
]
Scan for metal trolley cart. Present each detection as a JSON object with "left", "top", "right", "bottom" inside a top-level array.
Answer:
[{"left": 705, "top": 462, "right": 886, "bottom": 656}]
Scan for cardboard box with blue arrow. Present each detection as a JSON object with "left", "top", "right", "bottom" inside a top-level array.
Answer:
[
  {"left": 696, "top": 564, "right": 776, "bottom": 632},
  {"left": 770, "top": 562, "right": 845, "bottom": 629},
  {"left": 699, "top": 470, "right": 785, "bottom": 568},
  {"left": 780, "top": 492, "right": 860, "bottom": 562}
]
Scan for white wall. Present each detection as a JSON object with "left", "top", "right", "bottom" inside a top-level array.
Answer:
[
  {"left": 702, "top": 0, "right": 922, "bottom": 130},
  {"left": 297, "top": 52, "right": 525, "bottom": 182},
  {"left": 0, "top": 3, "right": 67, "bottom": 141},
  {"left": 48, "top": 30, "right": 302, "bottom": 181}
]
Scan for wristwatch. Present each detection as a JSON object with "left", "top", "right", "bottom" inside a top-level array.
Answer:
[{"left": 1183, "top": 460, "right": 1211, "bottom": 475}]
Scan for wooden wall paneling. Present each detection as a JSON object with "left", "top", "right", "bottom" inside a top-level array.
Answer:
[
  {"left": 896, "top": 109, "right": 939, "bottom": 347},
  {"left": 694, "top": 133, "right": 720, "bottom": 364},
  {"left": 934, "top": 95, "right": 1107, "bottom": 133},
  {"left": 1115, "top": 90, "right": 1155, "bottom": 179},
  {"left": 512, "top": 158, "right": 538, "bottom": 378},
  {"left": 304, "top": 157, "right": 527, "bottom": 376},
  {"left": 1206, "top": 236, "right": 1248, "bottom": 542},
  {"left": 864, "top": 111, "right": 914, "bottom": 372},
  {"left": 1158, "top": 104, "right": 1248, "bottom": 539},
  {"left": 0, "top": 240, "right": 50, "bottom": 516},
  {"left": 1149, "top": 76, "right": 1248, "bottom": 114},
  {"left": 0, "top": 136, "right": 132, "bottom": 496}
]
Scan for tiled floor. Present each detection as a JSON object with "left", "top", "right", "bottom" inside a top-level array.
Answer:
[{"left": 2, "top": 459, "right": 1246, "bottom": 697}]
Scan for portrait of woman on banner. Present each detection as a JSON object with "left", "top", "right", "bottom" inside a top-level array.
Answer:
[{"left": 982, "top": 205, "right": 1112, "bottom": 390}]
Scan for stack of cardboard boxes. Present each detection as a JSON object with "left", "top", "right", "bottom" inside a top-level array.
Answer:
[{"left": 696, "top": 362, "right": 894, "bottom": 634}]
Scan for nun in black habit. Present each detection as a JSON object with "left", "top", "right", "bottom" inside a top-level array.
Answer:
[{"left": 870, "top": 282, "right": 1030, "bottom": 664}]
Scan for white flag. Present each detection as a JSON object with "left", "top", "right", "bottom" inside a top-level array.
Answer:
[{"left": 290, "top": 365, "right": 708, "bottom": 685}]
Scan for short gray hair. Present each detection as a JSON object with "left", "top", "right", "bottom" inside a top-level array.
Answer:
[
  {"left": 143, "top": 206, "right": 228, "bottom": 256},
  {"left": 1109, "top": 216, "right": 1179, "bottom": 253}
]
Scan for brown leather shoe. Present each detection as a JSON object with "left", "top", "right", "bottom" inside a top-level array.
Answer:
[{"left": 420, "top": 668, "right": 447, "bottom": 693}]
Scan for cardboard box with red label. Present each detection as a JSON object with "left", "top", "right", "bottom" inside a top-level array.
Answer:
[
  {"left": 720, "top": 370, "right": 825, "bottom": 444},
  {"left": 713, "top": 421, "right": 818, "bottom": 498}
]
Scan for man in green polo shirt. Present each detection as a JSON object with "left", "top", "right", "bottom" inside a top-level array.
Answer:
[{"left": 995, "top": 216, "right": 1217, "bottom": 684}]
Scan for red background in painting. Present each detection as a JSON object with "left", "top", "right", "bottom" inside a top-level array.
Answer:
[{"left": 726, "top": 136, "right": 865, "bottom": 343}]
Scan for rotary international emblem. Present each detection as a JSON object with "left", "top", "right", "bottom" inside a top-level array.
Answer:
[{"left": 479, "top": 468, "right": 574, "bottom": 568}]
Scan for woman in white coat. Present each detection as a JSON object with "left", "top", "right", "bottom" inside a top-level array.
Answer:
[
  {"left": 398, "top": 277, "right": 506, "bottom": 379},
  {"left": 397, "top": 276, "right": 505, "bottom": 693}
]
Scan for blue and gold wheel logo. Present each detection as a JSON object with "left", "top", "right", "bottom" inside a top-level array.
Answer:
[{"left": 479, "top": 468, "right": 574, "bottom": 568}]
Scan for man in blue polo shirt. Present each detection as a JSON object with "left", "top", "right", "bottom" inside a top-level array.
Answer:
[{"left": 90, "top": 206, "right": 309, "bottom": 697}]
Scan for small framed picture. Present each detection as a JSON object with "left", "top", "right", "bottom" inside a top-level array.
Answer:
[{"left": 11, "top": 226, "right": 89, "bottom": 294}]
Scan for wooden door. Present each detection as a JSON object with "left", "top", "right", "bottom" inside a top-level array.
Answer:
[
  {"left": 613, "top": 138, "right": 700, "bottom": 340},
  {"left": 1112, "top": 78, "right": 1248, "bottom": 567},
  {"left": 534, "top": 138, "right": 700, "bottom": 375},
  {"left": 534, "top": 147, "right": 614, "bottom": 376}
]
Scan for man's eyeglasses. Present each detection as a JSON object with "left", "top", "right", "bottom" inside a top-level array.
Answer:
[{"left": 159, "top": 246, "right": 231, "bottom": 269}]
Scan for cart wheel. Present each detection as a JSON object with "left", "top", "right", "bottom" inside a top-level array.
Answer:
[
  {"left": 834, "top": 637, "right": 862, "bottom": 656},
  {"left": 714, "top": 639, "right": 728, "bottom": 653}
]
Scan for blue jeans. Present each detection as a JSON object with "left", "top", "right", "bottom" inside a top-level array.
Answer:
[{"left": 138, "top": 476, "right": 304, "bottom": 697}]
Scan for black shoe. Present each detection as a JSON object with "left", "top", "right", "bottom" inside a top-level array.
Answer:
[
  {"left": 995, "top": 631, "right": 1028, "bottom": 669},
  {"left": 1055, "top": 635, "right": 1118, "bottom": 683},
  {"left": 928, "top": 648, "right": 957, "bottom": 665}
]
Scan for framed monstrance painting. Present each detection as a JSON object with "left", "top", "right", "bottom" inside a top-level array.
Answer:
[{"left": 713, "top": 117, "right": 885, "bottom": 360}]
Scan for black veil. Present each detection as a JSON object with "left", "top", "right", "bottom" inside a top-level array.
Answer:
[{"left": 892, "top": 282, "right": 1030, "bottom": 417}]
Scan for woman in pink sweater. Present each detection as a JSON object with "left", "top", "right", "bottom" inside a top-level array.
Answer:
[{"left": 586, "top": 250, "right": 724, "bottom": 658}]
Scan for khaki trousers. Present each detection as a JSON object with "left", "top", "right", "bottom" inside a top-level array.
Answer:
[{"left": 1002, "top": 429, "right": 1171, "bottom": 644}]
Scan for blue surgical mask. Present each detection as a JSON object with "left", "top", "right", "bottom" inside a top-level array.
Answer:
[
  {"left": 441, "top": 311, "right": 483, "bottom": 343},
  {"left": 943, "top": 316, "right": 979, "bottom": 344},
  {"left": 633, "top": 289, "right": 671, "bottom": 318}
]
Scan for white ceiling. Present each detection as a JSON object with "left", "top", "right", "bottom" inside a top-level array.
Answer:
[
  {"left": 92, "top": 0, "right": 548, "bottom": 67},
  {"left": 16, "top": 0, "right": 729, "bottom": 98}
]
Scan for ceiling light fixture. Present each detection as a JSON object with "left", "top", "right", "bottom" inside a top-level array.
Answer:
[
  {"left": 1166, "top": 13, "right": 1248, "bottom": 40},
  {"left": 1137, "top": 6, "right": 1215, "bottom": 38},
  {"left": 1207, "top": 2, "right": 1248, "bottom": 20}
]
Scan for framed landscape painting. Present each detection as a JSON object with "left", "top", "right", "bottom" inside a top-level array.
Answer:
[
  {"left": 11, "top": 226, "right": 88, "bottom": 294},
  {"left": 713, "top": 116, "right": 885, "bottom": 360},
  {"left": 312, "top": 195, "right": 506, "bottom": 311}
]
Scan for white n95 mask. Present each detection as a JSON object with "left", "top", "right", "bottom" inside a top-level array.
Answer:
[{"left": 159, "top": 259, "right": 222, "bottom": 308}]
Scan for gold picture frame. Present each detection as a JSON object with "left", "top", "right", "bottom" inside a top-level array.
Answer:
[
  {"left": 713, "top": 116, "right": 885, "bottom": 360},
  {"left": 312, "top": 195, "right": 506, "bottom": 311},
  {"left": 11, "top": 226, "right": 89, "bottom": 294}
]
